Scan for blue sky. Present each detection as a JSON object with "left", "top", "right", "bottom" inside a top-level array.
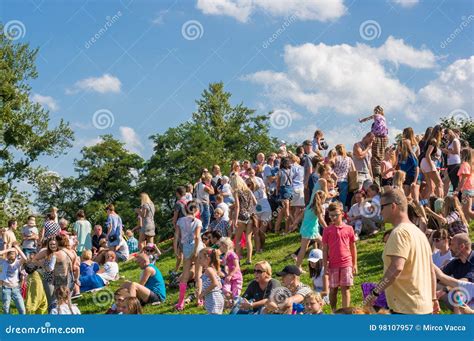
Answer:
[{"left": 1, "top": 0, "right": 473, "bottom": 182}]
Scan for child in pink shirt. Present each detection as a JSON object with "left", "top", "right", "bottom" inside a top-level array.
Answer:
[
  {"left": 456, "top": 148, "right": 474, "bottom": 220},
  {"left": 218, "top": 237, "right": 243, "bottom": 298},
  {"left": 322, "top": 201, "right": 357, "bottom": 312}
]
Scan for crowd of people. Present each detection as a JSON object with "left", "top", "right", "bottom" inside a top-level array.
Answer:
[{"left": 0, "top": 105, "right": 473, "bottom": 315}]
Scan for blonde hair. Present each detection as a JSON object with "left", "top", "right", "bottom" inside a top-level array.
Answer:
[
  {"left": 81, "top": 249, "right": 92, "bottom": 261},
  {"left": 255, "top": 260, "right": 272, "bottom": 276},
  {"left": 335, "top": 144, "right": 347, "bottom": 158},
  {"left": 304, "top": 292, "right": 324, "bottom": 306},
  {"left": 287, "top": 151, "right": 300, "bottom": 164},
  {"left": 140, "top": 192, "right": 153, "bottom": 206},
  {"left": 214, "top": 207, "right": 224, "bottom": 216},
  {"left": 374, "top": 105, "right": 384, "bottom": 116},
  {"left": 201, "top": 173, "right": 212, "bottom": 182},
  {"left": 443, "top": 196, "right": 468, "bottom": 226},
  {"left": 392, "top": 170, "right": 406, "bottom": 189},
  {"left": 229, "top": 174, "right": 250, "bottom": 193},
  {"left": 400, "top": 139, "right": 414, "bottom": 161},
  {"left": 218, "top": 237, "right": 234, "bottom": 251}
]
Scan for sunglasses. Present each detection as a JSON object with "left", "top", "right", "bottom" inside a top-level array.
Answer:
[
  {"left": 329, "top": 213, "right": 341, "bottom": 218},
  {"left": 202, "top": 237, "right": 209, "bottom": 241},
  {"left": 433, "top": 238, "right": 445, "bottom": 242},
  {"left": 380, "top": 202, "right": 394, "bottom": 209},
  {"left": 254, "top": 269, "right": 264, "bottom": 274}
]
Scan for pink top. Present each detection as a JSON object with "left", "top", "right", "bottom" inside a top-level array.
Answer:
[
  {"left": 224, "top": 251, "right": 242, "bottom": 280},
  {"left": 322, "top": 223, "right": 355, "bottom": 269},
  {"left": 458, "top": 162, "right": 473, "bottom": 191},
  {"left": 381, "top": 160, "right": 394, "bottom": 179}
]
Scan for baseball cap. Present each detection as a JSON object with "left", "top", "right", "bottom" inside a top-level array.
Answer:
[
  {"left": 308, "top": 249, "right": 323, "bottom": 263},
  {"left": 302, "top": 140, "right": 312, "bottom": 146},
  {"left": 276, "top": 265, "right": 302, "bottom": 276}
]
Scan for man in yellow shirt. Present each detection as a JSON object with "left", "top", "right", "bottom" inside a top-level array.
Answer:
[{"left": 364, "top": 189, "right": 439, "bottom": 314}]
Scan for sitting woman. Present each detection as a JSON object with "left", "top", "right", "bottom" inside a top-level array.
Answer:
[
  {"left": 79, "top": 250, "right": 105, "bottom": 292},
  {"left": 237, "top": 261, "right": 281, "bottom": 314},
  {"left": 425, "top": 195, "right": 468, "bottom": 237}
]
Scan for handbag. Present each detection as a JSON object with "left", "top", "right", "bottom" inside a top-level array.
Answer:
[{"left": 348, "top": 170, "right": 359, "bottom": 192}]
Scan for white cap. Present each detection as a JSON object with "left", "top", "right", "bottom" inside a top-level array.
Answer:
[{"left": 308, "top": 248, "right": 323, "bottom": 263}]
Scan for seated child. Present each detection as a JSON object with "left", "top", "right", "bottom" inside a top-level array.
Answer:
[
  {"left": 347, "top": 190, "right": 365, "bottom": 238},
  {"left": 79, "top": 250, "right": 105, "bottom": 292},
  {"left": 209, "top": 208, "right": 231, "bottom": 237},
  {"left": 304, "top": 292, "right": 324, "bottom": 315},
  {"left": 24, "top": 261, "right": 48, "bottom": 314},
  {"left": 143, "top": 243, "right": 161, "bottom": 264},
  {"left": 0, "top": 243, "right": 27, "bottom": 314},
  {"left": 51, "top": 286, "right": 81, "bottom": 315},
  {"left": 97, "top": 251, "right": 119, "bottom": 284}
]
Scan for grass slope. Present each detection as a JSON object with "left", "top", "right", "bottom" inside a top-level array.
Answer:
[{"left": 77, "top": 232, "right": 387, "bottom": 314}]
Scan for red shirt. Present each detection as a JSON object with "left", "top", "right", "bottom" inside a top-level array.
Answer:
[{"left": 322, "top": 223, "right": 355, "bottom": 269}]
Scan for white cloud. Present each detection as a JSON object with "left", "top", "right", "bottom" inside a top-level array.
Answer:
[
  {"left": 196, "top": 0, "right": 347, "bottom": 23},
  {"left": 372, "top": 36, "right": 436, "bottom": 69},
  {"left": 391, "top": 0, "right": 419, "bottom": 8},
  {"left": 406, "top": 56, "right": 474, "bottom": 122},
  {"left": 119, "top": 126, "right": 144, "bottom": 154},
  {"left": 31, "top": 93, "right": 59, "bottom": 111},
  {"left": 67, "top": 74, "right": 121, "bottom": 94},
  {"left": 75, "top": 137, "right": 103, "bottom": 148},
  {"left": 244, "top": 36, "right": 436, "bottom": 117}
]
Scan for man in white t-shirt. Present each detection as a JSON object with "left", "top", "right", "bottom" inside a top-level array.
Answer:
[{"left": 114, "top": 238, "right": 130, "bottom": 262}]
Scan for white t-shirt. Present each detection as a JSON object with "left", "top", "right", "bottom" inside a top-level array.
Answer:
[
  {"left": 216, "top": 202, "right": 230, "bottom": 221},
  {"left": 51, "top": 303, "right": 81, "bottom": 315},
  {"left": 0, "top": 258, "right": 21, "bottom": 288},
  {"left": 98, "top": 261, "right": 119, "bottom": 283},
  {"left": 348, "top": 203, "right": 362, "bottom": 220},
  {"left": 116, "top": 239, "right": 130, "bottom": 261},
  {"left": 432, "top": 250, "right": 453, "bottom": 268},
  {"left": 312, "top": 266, "right": 325, "bottom": 290},
  {"left": 221, "top": 183, "right": 232, "bottom": 196},
  {"left": 447, "top": 139, "right": 461, "bottom": 165}
]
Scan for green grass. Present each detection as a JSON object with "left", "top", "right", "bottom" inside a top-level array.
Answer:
[{"left": 76, "top": 232, "right": 388, "bottom": 314}]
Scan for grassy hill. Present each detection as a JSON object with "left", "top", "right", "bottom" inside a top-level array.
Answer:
[{"left": 76, "top": 231, "right": 390, "bottom": 314}]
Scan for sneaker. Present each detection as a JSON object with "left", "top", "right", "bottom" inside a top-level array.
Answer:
[{"left": 184, "top": 294, "right": 196, "bottom": 304}]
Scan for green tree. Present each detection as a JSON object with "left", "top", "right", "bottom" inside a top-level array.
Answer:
[
  {"left": 144, "top": 82, "right": 278, "bottom": 238},
  {"left": 440, "top": 115, "right": 473, "bottom": 147},
  {"left": 0, "top": 27, "right": 74, "bottom": 201},
  {"left": 73, "top": 135, "right": 145, "bottom": 226}
]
